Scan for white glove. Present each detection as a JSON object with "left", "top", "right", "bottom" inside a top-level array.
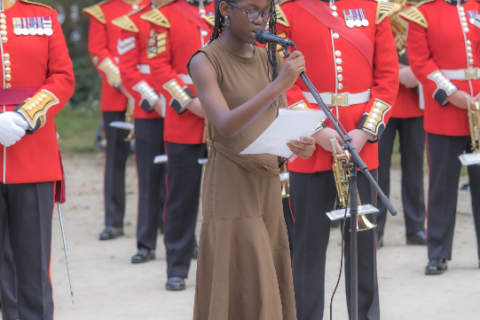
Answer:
[{"left": 0, "top": 112, "right": 29, "bottom": 147}]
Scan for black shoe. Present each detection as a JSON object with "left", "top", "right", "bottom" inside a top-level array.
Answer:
[
  {"left": 131, "top": 247, "right": 155, "bottom": 264},
  {"left": 459, "top": 183, "right": 470, "bottom": 195},
  {"left": 425, "top": 259, "right": 448, "bottom": 275},
  {"left": 407, "top": 231, "right": 427, "bottom": 245},
  {"left": 99, "top": 226, "right": 124, "bottom": 241},
  {"left": 192, "top": 246, "right": 198, "bottom": 260},
  {"left": 166, "top": 277, "right": 186, "bottom": 291},
  {"left": 159, "top": 225, "right": 164, "bottom": 235}
]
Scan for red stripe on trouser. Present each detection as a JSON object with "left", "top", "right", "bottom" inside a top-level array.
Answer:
[
  {"left": 288, "top": 197, "right": 295, "bottom": 223},
  {"left": 51, "top": 183, "right": 56, "bottom": 320}
]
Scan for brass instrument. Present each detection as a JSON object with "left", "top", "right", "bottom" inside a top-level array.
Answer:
[
  {"left": 389, "top": 0, "right": 408, "bottom": 57},
  {"left": 331, "top": 139, "right": 376, "bottom": 232},
  {"left": 467, "top": 98, "right": 480, "bottom": 153},
  {"left": 281, "top": 163, "right": 290, "bottom": 199},
  {"left": 124, "top": 103, "right": 135, "bottom": 142}
]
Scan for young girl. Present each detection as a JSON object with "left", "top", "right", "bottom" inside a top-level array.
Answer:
[{"left": 188, "top": 0, "right": 315, "bottom": 318}]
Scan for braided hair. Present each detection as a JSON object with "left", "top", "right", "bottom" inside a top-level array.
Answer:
[{"left": 209, "top": 0, "right": 279, "bottom": 81}]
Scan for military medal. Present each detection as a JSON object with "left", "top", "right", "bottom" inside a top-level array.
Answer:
[
  {"left": 360, "top": 8, "right": 369, "bottom": 27},
  {"left": 352, "top": 9, "right": 362, "bottom": 27},
  {"left": 21, "top": 17, "right": 29, "bottom": 35},
  {"left": 43, "top": 17, "right": 53, "bottom": 36},
  {"left": 343, "top": 10, "right": 355, "bottom": 28},
  {"left": 28, "top": 18, "right": 37, "bottom": 35},
  {"left": 36, "top": 17, "right": 44, "bottom": 35},
  {"left": 467, "top": 11, "right": 477, "bottom": 25},
  {"left": 12, "top": 18, "right": 22, "bottom": 35}
]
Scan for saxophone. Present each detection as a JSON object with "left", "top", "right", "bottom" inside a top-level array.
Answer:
[
  {"left": 330, "top": 139, "right": 376, "bottom": 231},
  {"left": 467, "top": 98, "right": 480, "bottom": 153}
]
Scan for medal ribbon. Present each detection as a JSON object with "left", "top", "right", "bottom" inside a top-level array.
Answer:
[{"left": 295, "top": 0, "right": 374, "bottom": 70}]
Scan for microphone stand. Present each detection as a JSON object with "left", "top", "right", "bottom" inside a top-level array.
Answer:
[{"left": 282, "top": 46, "right": 397, "bottom": 320}]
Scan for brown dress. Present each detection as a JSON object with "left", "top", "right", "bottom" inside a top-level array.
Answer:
[{"left": 187, "top": 40, "right": 296, "bottom": 320}]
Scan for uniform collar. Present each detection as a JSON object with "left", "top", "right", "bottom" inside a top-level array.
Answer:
[
  {"left": 1, "top": 0, "right": 16, "bottom": 11},
  {"left": 444, "top": 0, "right": 467, "bottom": 5},
  {"left": 186, "top": 0, "right": 213, "bottom": 7}
]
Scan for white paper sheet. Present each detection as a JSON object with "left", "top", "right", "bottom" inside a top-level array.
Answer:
[
  {"left": 240, "top": 109, "right": 326, "bottom": 158},
  {"left": 459, "top": 153, "right": 480, "bottom": 166},
  {"left": 109, "top": 121, "right": 134, "bottom": 130},
  {"left": 326, "top": 204, "right": 379, "bottom": 221}
]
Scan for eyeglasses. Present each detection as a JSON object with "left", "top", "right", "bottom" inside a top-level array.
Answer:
[{"left": 227, "top": 2, "right": 274, "bottom": 22}]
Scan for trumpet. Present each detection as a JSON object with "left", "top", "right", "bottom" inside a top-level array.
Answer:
[
  {"left": 124, "top": 104, "right": 135, "bottom": 142},
  {"left": 331, "top": 139, "right": 376, "bottom": 232},
  {"left": 467, "top": 98, "right": 480, "bottom": 153}
]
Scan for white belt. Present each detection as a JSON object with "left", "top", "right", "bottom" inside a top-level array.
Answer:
[
  {"left": 302, "top": 90, "right": 371, "bottom": 107},
  {"left": 441, "top": 67, "right": 480, "bottom": 80},
  {"left": 137, "top": 64, "right": 151, "bottom": 74},
  {"left": 179, "top": 74, "right": 193, "bottom": 85}
]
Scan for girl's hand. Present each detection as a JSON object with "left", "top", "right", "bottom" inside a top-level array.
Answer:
[
  {"left": 287, "top": 137, "right": 316, "bottom": 159},
  {"left": 275, "top": 51, "right": 306, "bottom": 92}
]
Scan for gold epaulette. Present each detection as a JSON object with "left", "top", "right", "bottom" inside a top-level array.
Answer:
[
  {"left": 376, "top": 1, "right": 401, "bottom": 25},
  {"left": 111, "top": 6, "right": 145, "bottom": 32},
  {"left": 19, "top": 0, "right": 52, "bottom": 9},
  {"left": 83, "top": 4, "right": 106, "bottom": 24},
  {"left": 398, "top": 0, "right": 433, "bottom": 28},
  {"left": 204, "top": 15, "right": 215, "bottom": 27},
  {"left": 275, "top": 4, "right": 290, "bottom": 27},
  {"left": 141, "top": 9, "right": 170, "bottom": 28}
]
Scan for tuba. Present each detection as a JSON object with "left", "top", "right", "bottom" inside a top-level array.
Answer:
[
  {"left": 467, "top": 98, "right": 480, "bottom": 153},
  {"left": 331, "top": 139, "right": 376, "bottom": 232}
]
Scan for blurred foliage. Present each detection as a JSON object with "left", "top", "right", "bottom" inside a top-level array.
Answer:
[{"left": 42, "top": 0, "right": 102, "bottom": 110}]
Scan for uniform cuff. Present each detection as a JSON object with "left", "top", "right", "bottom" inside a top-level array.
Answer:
[
  {"left": 14, "top": 90, "right": 59, "bottom": 133},
  {"left": 98, "top": 58, "right": 122, "bottom": 88},
  {"left": 427, "top": 70, "right": 458, "bottom": 107},
  {"left": 163, "top": 79, "right": 195, "bottom": 114},
  {"left": 132, "top": 81, "right": 160, "bottom": 113},
  {"left": 357, "top": 99, "right": 391, "bottom": 141}
]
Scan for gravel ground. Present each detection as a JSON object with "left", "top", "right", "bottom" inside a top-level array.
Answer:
[{"left": 6, "top": 153, "right": 478, "bottom": 320}]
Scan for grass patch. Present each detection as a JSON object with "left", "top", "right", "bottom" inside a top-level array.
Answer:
[{"left": 56, "top": 105, "right": 102, "bottom": 153}]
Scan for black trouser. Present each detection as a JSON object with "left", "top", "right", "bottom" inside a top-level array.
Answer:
[
  {"left": 426, "top": 133, "right": 480, "bottom": 260},
  {"left": 0, "top": 182, "right": 54, "bottom": 320},
  {"left": 134, "top": 118, "right": 167, "bottom": 250},
  {"left": 1, "top": 229, "right": 18, "bottom": 320},
  {"left": 377, "top": 116, "right": 426, "bottom": 237},
  {"left": 164, "top": 142, "right": 205, "bottom": 278},
  {"left": 103, "top": 111, "right": 131, "bottom": 229},
  {"left": 282, "top": 197, "right": 294, "bottom": 262},
  {"left": 290, "top": 170, "right": 379, "bottom": 320}
]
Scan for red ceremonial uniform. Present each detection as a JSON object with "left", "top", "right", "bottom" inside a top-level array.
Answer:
[
  {"left": 276, "top": 0, "right": 399, "bottom": 173},
  {"left": 391, "top": 1, "right": 422, "bottom": 119},
  {"left": 147, "top": 0, "right": 215, "bottom": 144},
  {"left": 403, "top": 0, "right": 480, "bottom": 136},
  {"left": 0, "top": 0, "right": 74, "bottom": 184},
  {"left": 116, "top": 4, "right": 166, "bottom": 119},
  {"left": 83, "top": 0, "right": 148, "bottom": 112}
]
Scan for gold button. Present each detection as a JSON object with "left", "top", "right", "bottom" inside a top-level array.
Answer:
[
  {"left": 0, "top": 19, "right": 6, "bottom": 24},
  {"left": 5, "top": 83, "right": 11, "bottom": 89},
  {"left": 0, "top": 25, "right": 6, "bottom": 30},
  {"left": 5, "top": 74, "right": 11, "bottom": 81},
  {"left": 27, "top": 106, "right": 33, "bottom": 110},
  {"left": 3, "top": 53, "right": 10, "bottom": 60},
  {"left": 0, "top": 31, "right": 6, "bottom": 36},
  {"left": 5, "top": 67, "right": 10, "bottom": 73},
  {"left": 0, "top": 14, "right": 5, "bottom": 19},
  {"left": 4, "top": 60, "right": 10, "bottom": 67},
  {"left": 41, "top": 94, "right": 47, "bottom": 98},
  {"left": 1, "top": 37, "right": 7, "bottom": 44}
]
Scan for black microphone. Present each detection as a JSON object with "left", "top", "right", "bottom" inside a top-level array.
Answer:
[{"left": 255, "top": 30, "right": 295, "bottom": 48}]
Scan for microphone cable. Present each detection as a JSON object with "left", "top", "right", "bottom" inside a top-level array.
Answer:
[{"left": 329, "top": 185, "right": 350, "bottom": 320}]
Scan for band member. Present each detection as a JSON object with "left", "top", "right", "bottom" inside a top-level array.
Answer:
[
  {"left": 277, "top": 0, "right": 398, "bottom": 318},
  {"left": 113, "top": 0, "right": 171, "bottom": 263},
  {"left": 0, "top": 0, "right": 75, "bottom": 318},
  {"left": 188, "top": 0, "right": 314, "bottom": 315},
  {"left": 83, "top": 0, "right": 148, "bottom": 241},
  {"left": 376, "top": 1, "right": 426, "bottom": 247},
  {"left": 403, "top": 0, "right": 480, "bottom": 275},
  {"left": 146, "top": 0, "right": 211, "bottom": 291}
]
